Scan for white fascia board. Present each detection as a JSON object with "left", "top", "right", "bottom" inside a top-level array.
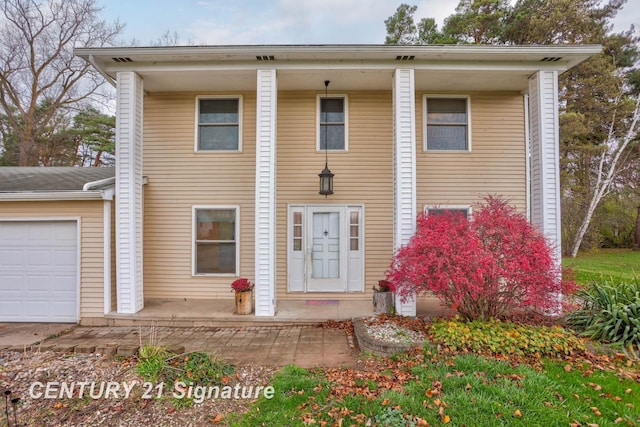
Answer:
[
  {"left": 99, "top": 60, "right": 584, "bottom": 75},
  {"left": 75, "top": 44, "right": 602, "bottom": 62},
  {"left": 77, "top": 45, "right": 601, "bottom": 78},
  {"left": 0, "top": 191, "right": 105, "bottom": 201}
]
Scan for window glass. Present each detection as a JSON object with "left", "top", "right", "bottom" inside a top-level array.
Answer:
[
  {"left": 320, "top": 97, "right": 345, "bottom": 150},
  {"left": 198, "top": 98, "right": 240, "bottom": 151},
  {"left": 293, "top": 211, "right": 303, "bottom": 252},
  {"left": 426, "top": 98, "right": 468, "bottom": 151},
  {"left": 427, "top": 208, "right": 469, "bottom": 219},
  {"left": 195, "top": 208, "right": 236, "bottom": 274},
  {"left": 349, "top": 210, "right": 359, "bottom": 251},
  {"left": 426, "top": 126, "right": 467, "bottom": 150}
]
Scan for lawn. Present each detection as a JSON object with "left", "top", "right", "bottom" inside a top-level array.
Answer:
[
  {"left": 563, "top": 249, "right": 640, "bottom": 285},
  {"left": 233, "top": 349, "right": 640, "bottom": 426}
]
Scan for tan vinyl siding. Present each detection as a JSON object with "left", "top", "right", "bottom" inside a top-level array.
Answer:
[
  {"left": 417, "top": 93, "right": 526, "bottom": 212},
  {"left": 141, "top": 90, "right": 527, "bottom": 302},
  {"left": 0, "top": 200, "right": 105, "bottom": 319},
  {"left": 142, "top": 92, "right": 256, "bottom": 299},
  {"left": 276, "top": 91, "right": 394, "bottom": 299}
]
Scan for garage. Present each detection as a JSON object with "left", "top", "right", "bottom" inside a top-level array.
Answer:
[
  {"left": 0, "top": 221, "right": 78, "bottom": 322},
  {"left": 0, "top": 167, "right": 115, "bottom": 324}
]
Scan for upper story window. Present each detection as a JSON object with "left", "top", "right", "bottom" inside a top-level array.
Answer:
[
  {"left": 317, "top": 95, "right": 348, "bottom": 151},
  {"left": 424, "top": 96, "right": 470, "bottom": 151},
  {"left": 196, "top": 96, "right": 242, "bottom": 152}
]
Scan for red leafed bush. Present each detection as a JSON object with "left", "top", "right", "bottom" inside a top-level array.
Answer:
[{"left": 387, "top": 196, "right": 575, "bottom": 321}]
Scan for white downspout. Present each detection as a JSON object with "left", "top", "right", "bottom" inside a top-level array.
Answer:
[{"left": 104, "top": 199, "right": 112, "bottom": 314}]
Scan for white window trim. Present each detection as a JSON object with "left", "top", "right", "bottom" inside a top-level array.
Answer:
[
  {"left": 423, "top": 94, "right": 472, "bottom": 152},
  {"left": 194, "top": 95, "right": 243, "bottom": 153},
  {"left": 424, "top": 205, "right": 473, "bottom": 218},
  {"left": 192, "top": 205, "right": 240, "bottom": 277},
  {"left": 316, "top": 93, "right": 349, "bottom": 152}
]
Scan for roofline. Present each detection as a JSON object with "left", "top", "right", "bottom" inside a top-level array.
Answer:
[
  {"left": 75, "top": 43, "right": 603, "bottom": 57},
  {"left": 75, "top": 44, "right": 602, "bottom": 78},
  {"left": 0, "top": 190, "right": 109, "bottom": 201}
]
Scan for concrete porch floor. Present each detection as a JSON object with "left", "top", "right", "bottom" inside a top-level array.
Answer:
[{"left": 103, "top": 296, "right": 451, "bottom": 327}]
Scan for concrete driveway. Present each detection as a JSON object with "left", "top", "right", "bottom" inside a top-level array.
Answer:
[{"left": 0, "top": 323, "right": 75, "bottom": 347}]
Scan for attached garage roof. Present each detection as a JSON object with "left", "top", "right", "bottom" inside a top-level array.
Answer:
[
  {"left": 0, "top": 167, "right": 114, "bottom": 192},
  {"left": 0, "top": 167, "right": 115, "bottom": 201}
]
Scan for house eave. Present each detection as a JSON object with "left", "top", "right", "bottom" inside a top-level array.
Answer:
[
  {"left": 75, "top": 45, "right": 602, "bottom": 92},
  {"left": 75, "top": 43, "right": 601, "bottom": 63},
  {"left": 0, "top": 190, "right": 110, "bottom": 201}
]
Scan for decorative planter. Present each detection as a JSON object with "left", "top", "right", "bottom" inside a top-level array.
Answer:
[
  {"left": 373, "top": 291, "right": 394, "bottom": 315},
  {"left": 235, "top": 290, "right": 253, "bottom": 315}
]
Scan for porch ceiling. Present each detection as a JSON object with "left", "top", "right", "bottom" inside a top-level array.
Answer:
[{"left": 135, "top": 68, "right": 533, "bottom": 93}]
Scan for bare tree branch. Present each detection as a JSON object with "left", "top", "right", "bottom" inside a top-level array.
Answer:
[{"left": 0, "top": 0, "right": 123, "bottom": 165}]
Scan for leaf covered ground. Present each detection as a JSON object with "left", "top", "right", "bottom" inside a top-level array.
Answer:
[{"left": 2, "top": 317, "right": 639, "bottom": 426}]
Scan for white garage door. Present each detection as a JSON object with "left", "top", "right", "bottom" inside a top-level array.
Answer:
[{"left": 0, "top": 221, "right": 78, "bottom": 322}]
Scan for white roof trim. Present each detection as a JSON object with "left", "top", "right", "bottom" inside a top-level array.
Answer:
[
  {"left": 75, "top": 44, "right": 602, "bottom": 78},
  {"left": 0, "top": 191, "right": 106, "bottom": 201}
]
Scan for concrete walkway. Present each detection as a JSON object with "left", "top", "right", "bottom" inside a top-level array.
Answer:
[{"left": 0, "top": 324, "right": 357, "bottom": 368}]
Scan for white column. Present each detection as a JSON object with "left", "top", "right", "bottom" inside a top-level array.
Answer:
[
  {"left": 528, "top": 71, "right": 562, "bottom": 262},
  {"left": 393, "top": 69, "right": 417, "bottom": 316},
  {"left": 115, "top": 71, "right": 144, "bottom": 314},
  {"left": 254, "top": 69, "right": 277, "bottom": 316}
]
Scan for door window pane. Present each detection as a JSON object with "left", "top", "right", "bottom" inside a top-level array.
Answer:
[
  {"left": 292, "top": 211, "right": 303, "bottom": 252},
  {"left": 349, "top": 210, "right": 359, "bottom": 251}
]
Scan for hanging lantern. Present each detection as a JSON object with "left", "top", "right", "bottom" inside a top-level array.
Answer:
[
  {"left": 318, "top": 162, "right": 334, "bottom": 196},
  {"left": 319, "top": 80, "right": 334, "bottom": 197}
]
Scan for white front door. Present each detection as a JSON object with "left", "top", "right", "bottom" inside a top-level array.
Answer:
[
  {"left": 288, "top": 205, "right": 364, "bottom": 293},
  {"left": 307, "top": 209, "right": 345, "bottom": 291}
]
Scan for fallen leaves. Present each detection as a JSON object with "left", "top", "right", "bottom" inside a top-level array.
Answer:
[
  {"left": 209, "top": 413, "right": 223, "bottom": 424},
  {"left": 587, "top": 382, "right": 602, "bottom": 391}
]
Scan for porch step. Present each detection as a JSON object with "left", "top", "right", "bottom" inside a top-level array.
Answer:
[
  {"left": 104, "top": 314, "right": 325, "bottom": 328},
  {"left": 102, "top": 298, "right": 376, "bottom": 328}
]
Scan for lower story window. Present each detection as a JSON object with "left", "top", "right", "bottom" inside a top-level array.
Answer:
[
  {"left": 426, "top": 206, "right": 471, "bottom": 219},
  {"left": 194, "top": 207, "right": 238, "bottom": 275}
]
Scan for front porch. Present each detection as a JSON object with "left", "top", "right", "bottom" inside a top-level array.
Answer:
[{"left": 102, "top": 296, "right": 451, "bottom": 327}]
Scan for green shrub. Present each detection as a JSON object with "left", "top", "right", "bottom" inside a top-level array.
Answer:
[
  {"left": 136, "top": 345, "right": 171, "bottom": 383},
  {"left": 566, "top": 279, "right": 640, "bottom": 352},
  {"left": 136, "top": 347, "right": 234, "bottom": 407},
  {"left": 429, "top": 318, "right": 585, "bottom": 358}
]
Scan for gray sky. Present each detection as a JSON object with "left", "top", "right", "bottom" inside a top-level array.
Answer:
[{"left": 99, "top": 0, "right": 638, "bottom": 45}]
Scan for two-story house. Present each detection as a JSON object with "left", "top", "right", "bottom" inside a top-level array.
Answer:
[{"left": 0, "top": 44, "right": 599, "bottom": 324}]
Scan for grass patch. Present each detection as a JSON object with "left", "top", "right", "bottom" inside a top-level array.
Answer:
[
  {"left": 563, "top": 249, "right": 640, "bottom": 285},
  {"left": 136, "top": 346, "right": 234, "bottom": 407},
  {"left": 235, "top": 352, "right": 640, "bottom": 426}
]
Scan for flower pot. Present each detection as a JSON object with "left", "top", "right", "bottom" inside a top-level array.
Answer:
[
  {"left": 235, "top": 290, "right": 253, "bottom": 315},
  {"left": 373, "top": 291, "right": 394, "bottom": 315}
]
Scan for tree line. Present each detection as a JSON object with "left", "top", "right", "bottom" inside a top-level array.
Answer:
[
  {"left": 0, "top": 0, "right": 122, "bottom": 167},
  {"left": 384, "top": 0, "right": 640, "bottom": 255}
]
